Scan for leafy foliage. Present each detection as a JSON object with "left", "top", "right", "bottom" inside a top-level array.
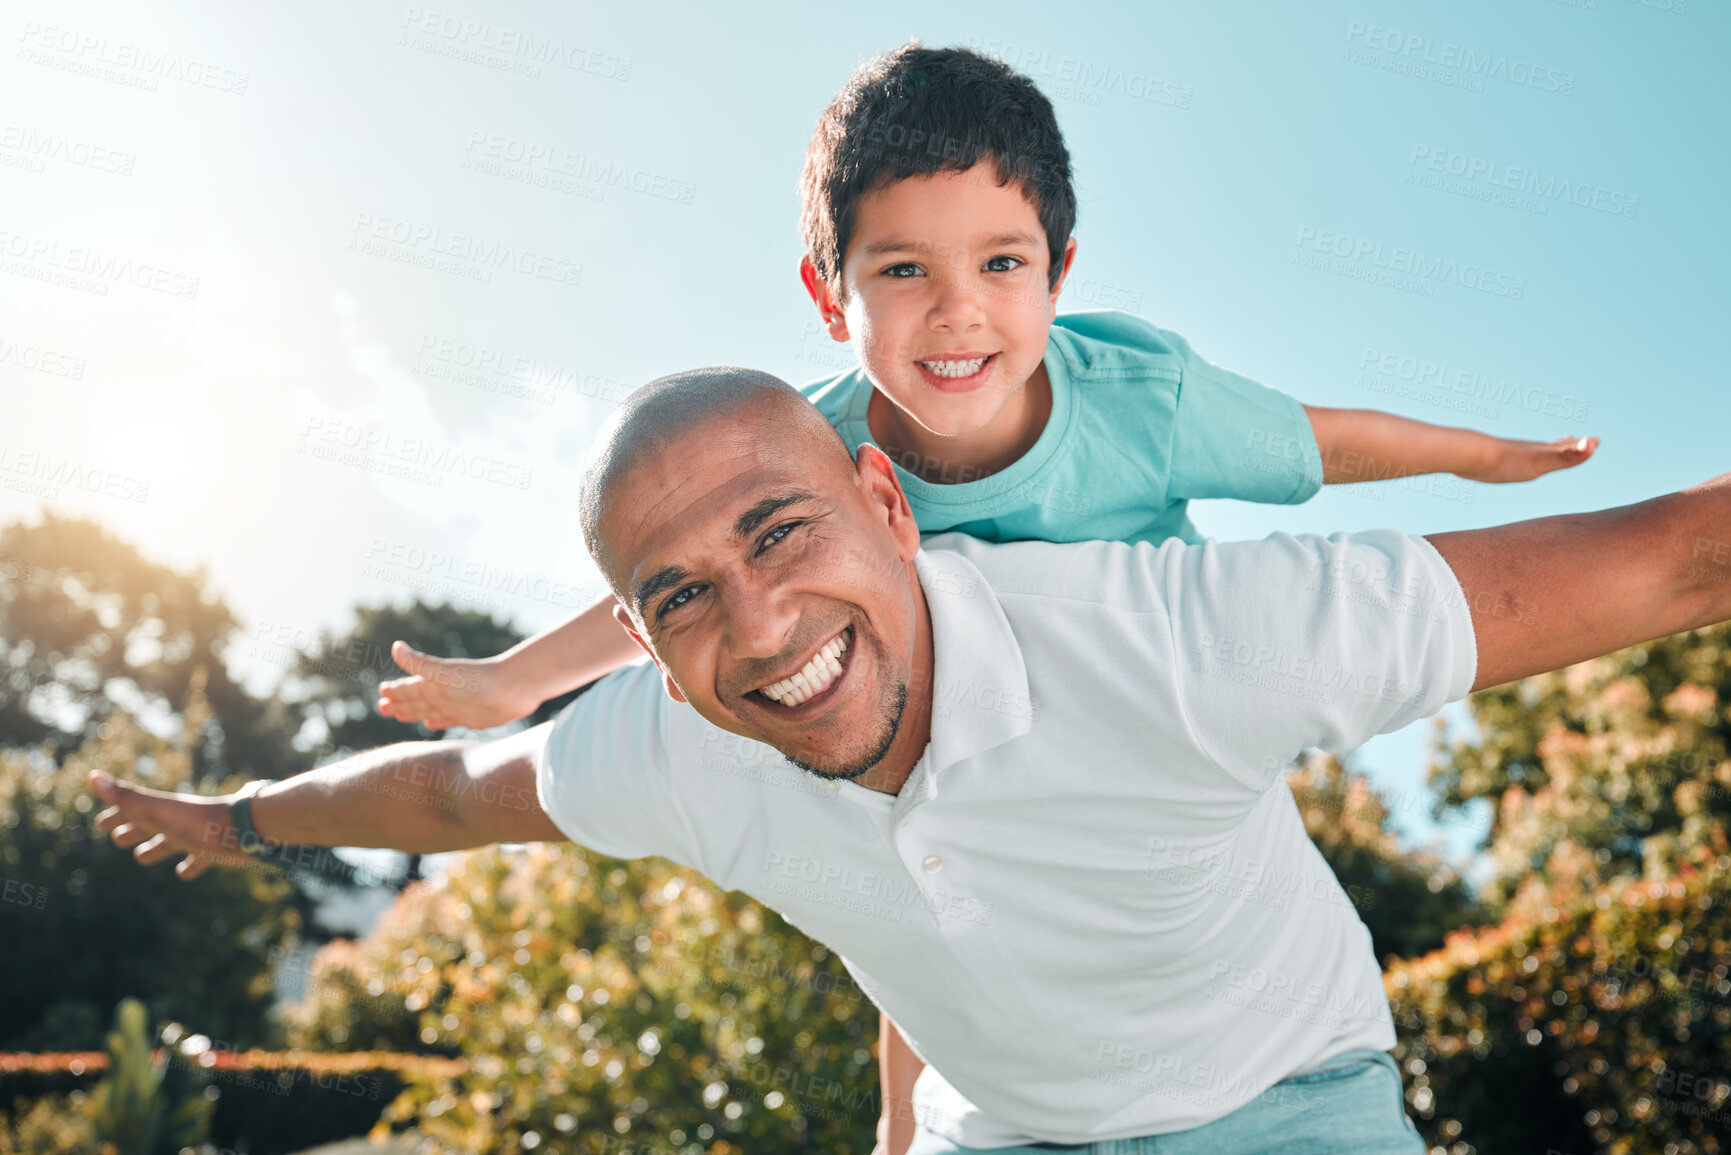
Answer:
[
  {"left": 1388, "top": 847, "right": 1731, "bottom": 1155},
  {"left": 0, "top": 682, "right": 298, "bottom": 1051},
  {"left": 0, "top": 514, "right": 307, "bottom": 782},
  {"left": 89, "top": 998, "right": 210, "bottom": 1155},
  {"left": 1290, "top": 755, "right": 1489, "bottom": 963},
  {"left": 1432, "top": 625, "right": 1731, "bottom": 907},
  {"left": 287, "top": 845, "right": 881, "bottom": 1154}
]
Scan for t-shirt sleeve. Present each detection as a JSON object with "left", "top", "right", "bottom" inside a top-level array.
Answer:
[
  {"left": 1162, "top": 530, "right": 1477, "bottom": 793},
  {"left": 535, "top": 662, "right": 706, "bottom": 868},
  {"left": 1164, "top": 330, "right": 1323, "bottom": 505}
]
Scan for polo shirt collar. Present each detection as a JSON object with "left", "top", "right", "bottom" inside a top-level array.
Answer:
[{"left": 913, "top": 547, "right": 1034, "bottom": 774}]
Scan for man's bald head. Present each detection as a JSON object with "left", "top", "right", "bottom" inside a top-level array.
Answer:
[{"left": 579, "top": 367, "right": 854, "bottom": 587}]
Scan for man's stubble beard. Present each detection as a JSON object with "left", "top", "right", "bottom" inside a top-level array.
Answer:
[{"left": 785, "top": 681, "right": 908, "bottom": 783}]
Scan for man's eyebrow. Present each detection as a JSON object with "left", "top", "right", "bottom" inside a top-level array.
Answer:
[
  {"left": 733, "top": 492, "right": 815, "bottom": 539},
  {"left": 632, "top": 565, "right": 690, "bottom": 617}
]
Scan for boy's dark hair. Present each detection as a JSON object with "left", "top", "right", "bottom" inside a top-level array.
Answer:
[{"left": 800, "top": 44, "right": 1076, "bottom": 297}]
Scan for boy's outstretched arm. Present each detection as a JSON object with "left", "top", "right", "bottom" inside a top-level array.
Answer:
[
  {"left": 378, "top": 593, "right": 641, "bottom": 730},
  {"left": 1428, "top": 472, "right": 1731, "bottom": 692},
  {"left": 1303, "top": 405, "right": 1597, "bottom": 485},
  {"left": 87, "top": 723, "right": 564, "bottom": 880}
]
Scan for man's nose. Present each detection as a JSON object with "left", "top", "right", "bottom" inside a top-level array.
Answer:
[{"left": 721, "top": 578, "right": 801, "bottom": 662}]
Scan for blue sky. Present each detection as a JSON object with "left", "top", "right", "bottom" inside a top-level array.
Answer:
[{"left": 2, "top": 0, "right": 1723, "bottom": 867}]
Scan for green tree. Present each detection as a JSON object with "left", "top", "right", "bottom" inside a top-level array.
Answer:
[
  {"left": 89, "top": 997, "right": 211, "bottom": 1155},
  {"left": 0, "top": 513, "right": 307, "bottom": 783},
  {"left": 0, "top": 683, "right": 298, "bottom": 1051},
  {"left": 1431, "top": 625, "right": 1731, "bottom": 908}
]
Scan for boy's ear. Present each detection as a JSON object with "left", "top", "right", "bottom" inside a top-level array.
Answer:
[
  {"left": 799, "top": 255, "right": 850, "bottom": 342},
  {"left": 1047, "top": 237, "right": 1079, "bottom": 310},
  {"left": 612, "top": 602, "right": 687, "bottom": 704},
  {"left": 855, "top": 443, "right": 921, "bottom": 562}
]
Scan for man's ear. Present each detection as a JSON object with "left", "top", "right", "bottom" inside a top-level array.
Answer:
[
  {"left": 1046, "top": 236, "right": 1079, "bottom": 311},
  {"left": 799, "top": 255, "right": 851, "bottom": 342},
  {"left": 855, "top": 443, "right": 921, "bottom": 562},
  {"left": 612, "top": 602, "right": 687, "bottom": 704}
]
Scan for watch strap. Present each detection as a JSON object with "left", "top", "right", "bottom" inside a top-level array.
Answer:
[{"left": 229, "top": 779, "right": 277, "bottom": 859}]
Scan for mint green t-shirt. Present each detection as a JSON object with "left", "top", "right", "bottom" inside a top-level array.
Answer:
[{"left": 800, "top": 310, "right": 1324, "bottom": 545}]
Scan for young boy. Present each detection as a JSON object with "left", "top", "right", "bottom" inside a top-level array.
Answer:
[{"left": 377, "top": 43, "right": 1595, "bottom": 731}]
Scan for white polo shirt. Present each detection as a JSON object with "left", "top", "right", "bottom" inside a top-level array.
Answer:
[{"left": 537, "top": 530, "right": 1477, "bottom": 1145}]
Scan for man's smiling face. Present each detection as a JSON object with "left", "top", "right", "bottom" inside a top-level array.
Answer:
[{"left": 595, "top": 392, "right": 929, "bottom": 783}]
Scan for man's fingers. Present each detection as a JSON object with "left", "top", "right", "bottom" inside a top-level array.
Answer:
[
  {"left": 109, "top": 822, "right": 157, "bottom": 849},
  {"left": 177, "top": 856, "right": 213, "bottom": 881},
  {"left": 132, "top": 834, "right": 182, "bottom": 865},
  {"left": 94, "top": 806, "right": 125, "bottom": 833}
]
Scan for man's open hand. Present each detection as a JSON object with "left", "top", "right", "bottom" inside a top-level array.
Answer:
[{"left": 88, "top": 771, "right": 252, "bottom": 881}]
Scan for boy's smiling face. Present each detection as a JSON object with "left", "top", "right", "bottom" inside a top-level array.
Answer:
[{"left": 813, "top": 163, "right": 1077, "bottom": 442}]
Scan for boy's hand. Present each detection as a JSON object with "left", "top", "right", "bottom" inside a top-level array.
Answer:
[
  {"left": 376, "top": 641, "right": 539, "bottom": 731},
  {"left": 88, "top": 771, "right": 252, "bottom": 881},
  {"left": 1461, "top": 435, "right": 1598, "bottom": 484}
]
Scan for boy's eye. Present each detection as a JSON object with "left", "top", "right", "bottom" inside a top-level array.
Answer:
[
  {"left": 983, "top": 255, "right": 1025, "bottom": 273},
  {"left": 882, "top": 262, "right": 924, "bottom": 278}
]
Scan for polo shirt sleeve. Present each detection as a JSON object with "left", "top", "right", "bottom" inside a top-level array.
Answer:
[
  {"left": 1161, "top": 530, "right": 1477, "bottom": 794},
  {"left": 1163, "top": 330, "right": 1324, "bottom": 505},
  {"left": 535, "top": 662, "right": 706, "bottom": 868}
]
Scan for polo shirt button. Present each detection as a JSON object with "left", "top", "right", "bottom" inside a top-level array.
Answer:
[{"left": 921, "top": 854, "right": 943, "bottom": 875}]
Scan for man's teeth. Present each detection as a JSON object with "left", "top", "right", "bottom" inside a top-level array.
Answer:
[
  {"left": 919, "top": 356, "right": 988, "bottom": 379},
  {"left": 760, "top": 631, "right": 850, "bottom": 706}
]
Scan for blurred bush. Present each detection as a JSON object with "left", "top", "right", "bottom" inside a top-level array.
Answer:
[
  {"left": 287, "top": 844, "right": 881, "bottom": 1153},
  {"left": 0, "top": 682, "right": 298, "bottom": 1052}
]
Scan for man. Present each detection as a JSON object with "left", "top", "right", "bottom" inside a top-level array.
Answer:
[{"left": 92, "top": 369, "right": 1731, "bottom": 1154}]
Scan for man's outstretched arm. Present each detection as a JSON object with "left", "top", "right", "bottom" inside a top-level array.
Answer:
[
  {"left": 90, "top": 722, "right": 565, "bottom": 880},
  {"left": 1428, "top": 472, "right": 1731, "bottom": 691}
]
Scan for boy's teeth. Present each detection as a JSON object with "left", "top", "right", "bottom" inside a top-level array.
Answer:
[
  {"left": 759, "top": 629, "right": 851, "bottom": 705},
  {"left": 919, "top": 356, "right": 988, "bottom": 379}
]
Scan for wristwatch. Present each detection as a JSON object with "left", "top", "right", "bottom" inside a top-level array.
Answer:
[{"left": 228, "top": 779, "right": 277, "bottom": 859}]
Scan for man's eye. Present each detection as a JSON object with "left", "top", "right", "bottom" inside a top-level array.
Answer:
[
  {"left": 661, "top": 585, "right": 702, "bottom": 616},
  {"left": 983, "top": 255, "right": 1025, "bottom": 273},
  {"left": 759, "top": 522, "right": 803, "bottom": 554},
  {"left": 883, "top": 262, "right": 923, "bottom": 278}
]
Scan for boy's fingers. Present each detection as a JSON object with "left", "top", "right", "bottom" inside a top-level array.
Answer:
[{"left": 391, "top": 640, "right": 428, "bottom": 676}]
